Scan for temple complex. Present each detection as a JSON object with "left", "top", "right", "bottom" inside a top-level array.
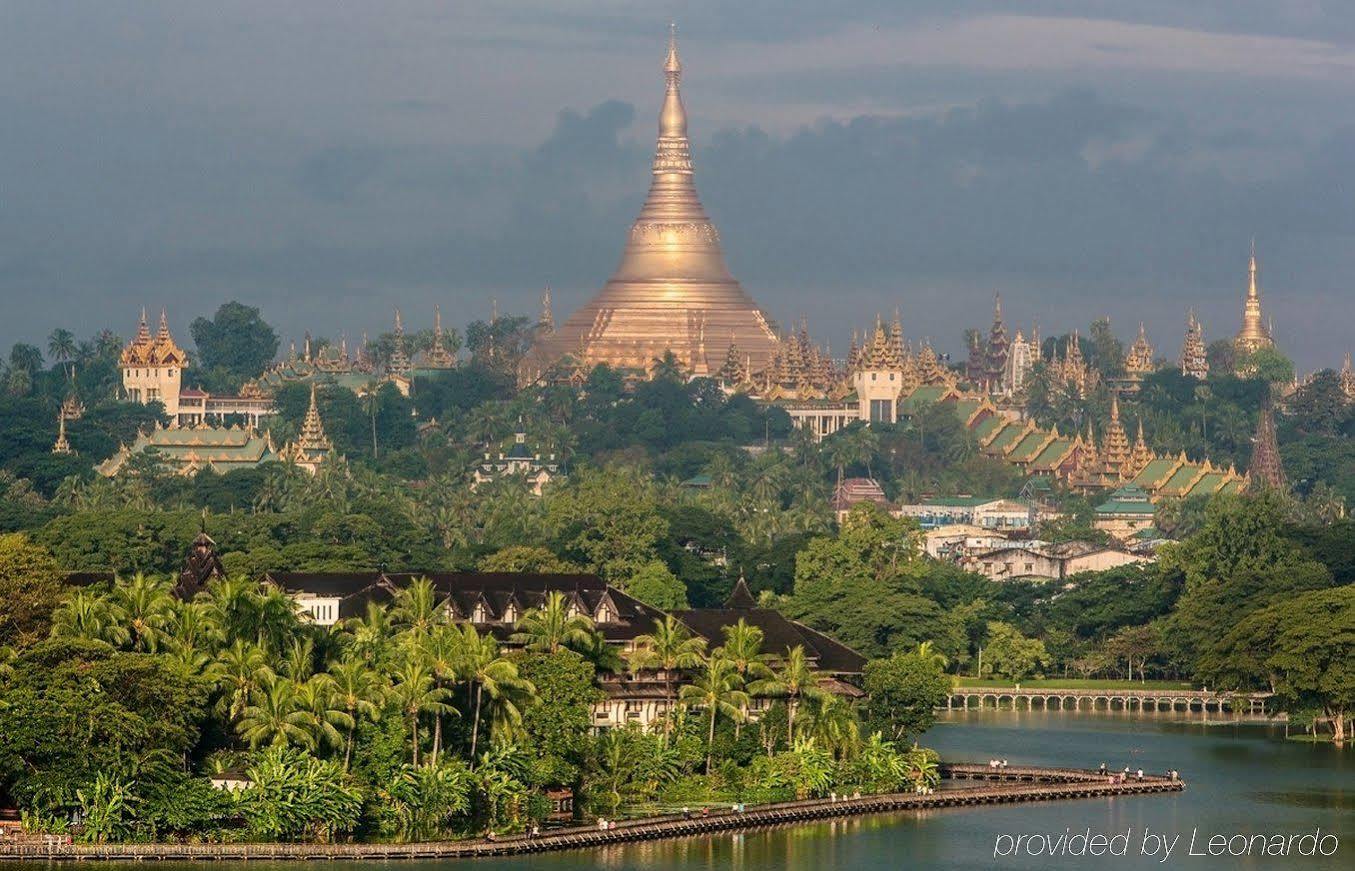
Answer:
[
  {"left": 119, "top": 309, "right": 276, "bottom": 426},
  {"left": 537, "top": 28, "right": 780, "bottom": 379}
]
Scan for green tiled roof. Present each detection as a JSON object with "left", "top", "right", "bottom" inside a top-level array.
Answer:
[
  {"left": 971, "top": 415, "right": 1004, "bottom": 443},
  {"left": 923, "top": 495, "right": 996, "bottom": 507},
  {"left": 1183, "top": 471, "right": 1226, "bottom": 497},
  {"left": 1131, "top": 458, "right": 1177, "bottom": 488},
  {"left": 1158, "top": 463, "right": 1203, "bottom": 496},
  {"left": 900, "top": 385, "right": 949, "bottom": 410},
  {"left": 1007, "top": 430, "right": 1052, "bottom": 463},
  {"left": 952, "top": 398, "right": 983, "bottom": 422},
  {"left": 1218, "top": 478, "right": 1245, "bottom": 495},
  {"left": 1096, "top": 498, "right": 1156, "bottom": 516},
  {"left": 985, "top": 422, "right": 1026, "bottom": 454},
  {"left": 1030, "top": 438, "right": 1075, "bottom": 471}
]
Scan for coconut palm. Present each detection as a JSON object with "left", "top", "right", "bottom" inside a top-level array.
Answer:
[
  {"left": 389, "top": 658, "right": 455, "bottom": 767},
  {"left": 631, "top": 616, "right": 707, "bottom": 744},
  {"left": 455, "top": 624, "right": 535, "bottom": 761},
  {"left": 50, "top": 590, "right": 129, "bottom": 647},
  {"left": 253, "top": 585, "right": 302, "bottom": 653},
  {"left": 216, "top": 640, "right": 276, "bottom": 723},
  {"left": 749, "top": 645, "right": 822, "bottom": 744},
  {"left": 297, "top": 674, "right": 354, "bottom": 753},
  {"left": 328, "top": 657, "right": 385, "bottom": 770},
  {"left": 237, "top": 677, "right": 315, "bottom": 750},
  {"left": 167, "top": 601, "right": 224, "bottom": 656},
  {"left": 47, "top": 328, "right": 76, "bottom": 374},
  {"left": 716, "top": 618, "right": 773, "bottom": 737},
  {"left": 679, "top": 654, "right": 748, "bottom": 775},
  {"left": 801, "top": 693, "right": 860, "bottom": 757},
  {"left": 419, "top": 625, "right": 464, "bottom": 763},
  {"left": 342, "top": 601, "right": 395, "bottom": 665},
  {"left": 111, "top": 573, "right": 176, "bottom": 652},
  {"left": 511, "top": 591, "right": 594, "bottom": 654},
  {"left": 392, "top": 576, "right": 444, "bottom": 638},
  {"left": 914, "top": 640, "right": 949, "bottom": 670}
]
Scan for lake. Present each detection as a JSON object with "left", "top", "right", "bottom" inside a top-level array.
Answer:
[{"left": 8, "top": 710, "right": 1349, "bottom": 870}]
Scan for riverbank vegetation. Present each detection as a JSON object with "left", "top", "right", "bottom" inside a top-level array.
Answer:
[{"left": 0, "top": 556, "right": 947, "bottom": 844}]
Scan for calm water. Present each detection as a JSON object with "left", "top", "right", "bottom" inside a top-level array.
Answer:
[{"left": 9, "top": 711, "right": 1350, "bottom": 870}]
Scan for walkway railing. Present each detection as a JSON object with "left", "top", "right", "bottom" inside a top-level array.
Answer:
[{"left": 0, "top": 765, "right": 1183, "bottom": 862}]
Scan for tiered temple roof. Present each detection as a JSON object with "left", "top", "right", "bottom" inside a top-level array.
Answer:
[
  {"left": 421, "top": 305, "right": 457, "bottom": 369},
  {"left": 282, "top": 384, "right": 335, "bottom": 473},
  {"left": 1125, "top": 322, "right": 1155, "bottom": 376},
  {"left": 119, "top": 308, "right": 187, "bottom": 367},
  {"left": 388, "top": 309, "right": 412, "bottom": 376},
  {"left": 1180, "top": 310, "right": 1209, "bottom": 379},
  {"left": 98, "top": 422, "right": 280, "bottom": 476}
]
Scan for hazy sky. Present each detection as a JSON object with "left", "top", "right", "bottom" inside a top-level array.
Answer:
[{"left": 2, "top": 2, "right": 1353, "bottom": 369}]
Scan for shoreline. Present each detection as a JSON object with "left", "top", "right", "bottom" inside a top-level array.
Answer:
[{"left": 0, "top": 765, "right": 1183, "bottom": 863}]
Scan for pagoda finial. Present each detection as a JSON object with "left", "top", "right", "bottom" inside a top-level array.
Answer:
[
  {"left": 993, "top": 292, "right": 1003, "bottom": 322},
  {"left": 1248, "top": 238, "right": 1259, "bottom": 300},
  {"left": 434, "top": 304, "right": 443, "bottom": 338},
  {"left": 540, "top": 287, "right": 554, "bottom": 331},
  {"left": 1110, "top": 391, "right": 1120, "bottom": 421},
  {"left": 394, "top": 307, "right": 404, "bottom": 335},
  {"left": 659, "top": 23, "right": 687, "bottom": 140},
  {"left": 157, "top": 307, "right": 170, "bottom": 340},
  {"left": 665, "top": 22, "right": 680, "bottom": 75}
]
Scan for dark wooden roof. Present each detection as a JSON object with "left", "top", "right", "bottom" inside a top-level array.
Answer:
[{"left": 674, "top": 606, "right": 867, "bottom": 675}]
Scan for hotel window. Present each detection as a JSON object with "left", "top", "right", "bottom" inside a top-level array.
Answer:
[{"left": 869, "top": 399, "right": 892, "bottom": 422}]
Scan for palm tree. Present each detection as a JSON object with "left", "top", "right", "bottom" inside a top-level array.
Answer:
[
  {"left": 296, "top": 674, "right": 355, "bottom": 753},
  {"left": 801, "top": 693, "right": 859, "bottom": 757},
  {"left": 112, "top": 573, "right": 176, "bottom": 652},
  {"left": 716, "top": 618, "right": 773, "bottom": 737},
  {"left": 419, "top": 625, "right": 464, "bottom": 763},
  {"left": 631, "top": 616, "right": 707, "bottom": 744},
  {"left": 328, "top": 657, "right": 385, "bottom": 770},
  {"left": 49, "top": 590, "right": 129, "bottom": 647},
  {"left": 678, "top": 654, "right": 748, "bottom": 775},
  {"left": 47, "top": 328, "right": 76, "bottom": 374},
  {"left": 455, "top": 624, "right": 535, "bottom": 761},
  {"left": 750, "top": 645, "right": 821, "bottom": 745},
  {"left": 389, "top": 658, "right": 454, "bottom": 767},
  {"left": 216, "top": 640, "right": 276, "bottom": 723},
  {"left": 237, "top": 677, "right": 315, "bottom": 749},
  {"left": 914, "top": 640, "right": 949, "bottom": 670},
  {"left": 253, "top": 585, "right": 301, "bottom": 653},
  {"left": 511, "top": 591, "right": 594, "bottom": 654},
  {"left": 392, "top": 576, "right": 444, "bottom": 638},
  {"left": 167, "top": 601, "right": 224, "bottom": 656},
  {"left": 342, "top": 601, "right": 395, "bottom": 665}
]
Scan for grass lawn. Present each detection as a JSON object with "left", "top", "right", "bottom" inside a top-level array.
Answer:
[{"left": 951, "top": 678, "right": 1196, "bottom": 690}]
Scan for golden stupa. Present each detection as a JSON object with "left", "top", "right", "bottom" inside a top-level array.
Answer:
[
  {"left": 1234, "top": 241, "right": 1273, "bottom": 354},
  {"left": 540, "top": 27, "right": 780, "bottom": 376}
]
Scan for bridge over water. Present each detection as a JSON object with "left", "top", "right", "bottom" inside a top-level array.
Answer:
[{"left": 949, "top": 687, "right": 1271, "bottom": 715}]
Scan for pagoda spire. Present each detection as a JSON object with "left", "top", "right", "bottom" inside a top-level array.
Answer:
[
  {"left": 389, "top": 308, "right": 411, "bottom": 375},
  {"left": 1235, "top": 239, "right": 1273, "bottom": 354},
  {"left": 52, "top": 410, "right": 74, "bottom": 455},
  {"left": 540, "top": 287, "right": 555, "bottom": 333},
  {"left": 1247, "top": 404, "right": 1286, "bottom": 490},
  {"left": 157, "top": 307, "right": 171, "bottom": 340},
  {"left": 136, "top": 307, "right": 151, "bottom": 343}
]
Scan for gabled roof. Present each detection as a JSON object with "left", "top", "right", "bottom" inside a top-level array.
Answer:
[
  {"left": 1131, "top": 457, "right": 1181, "bottom": 490},
  {"left": 970, "top": 415, "right": 1006, "bottom": 444},
  {"left": 675, "top": 607, "right": 866, "bottom": 674},
  {"left": 1007, "top": 429, "right": 1053, "bottom": 463},
  {"left": 985, "top": 421, "right": 1030, "bottom": 455},
  {"left": 1029, "top": 437, "right": 1077, "bottom": 472}
]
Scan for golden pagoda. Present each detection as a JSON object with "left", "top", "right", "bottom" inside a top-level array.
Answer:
[
  {"left": 1180, "top": 309, "right": 1208, "bottom": 379},
  {"left": 52, "top": 411, "right": 74, "bottom": 455},
  {"left": 539, "top": 27, "right": 779, "bottom": 377},
  {"left": 1341, "top": 353, "right": 1355, "bottom": 401},
  {"left": 284, "top": 384, "right": 334, "bottom": 475},
  {"left": 1102, "top": 392, "right": 1132, "bottom": 476},
  {"left": 422, "top": 305, "right": 457, "bottom": 369},
  {"left": 388, "top": 309, "right": 412, "bottom": 376},
  {"left": 1125, "top": 322, "right": 1155, "bottom": 375},
  {"left": 1234, "top": 241, "right": 1274, "bottom": 355}
]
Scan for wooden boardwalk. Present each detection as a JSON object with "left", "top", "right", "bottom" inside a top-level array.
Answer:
[
  {"left": 0, "top": 765, "right": 1182, "bottom": 862},
  {"left": 949, "top": 687, "right": 1271, "bottom": 714}
]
